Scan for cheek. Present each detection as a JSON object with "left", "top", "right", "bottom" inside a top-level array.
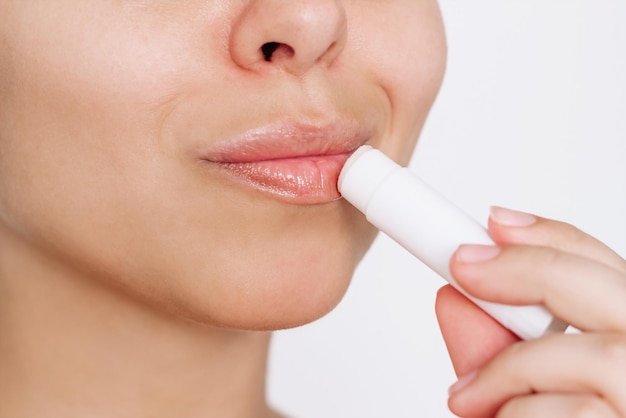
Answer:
[
  {"left": 0, "top": 1, "right": 423, "bottom": 330},
  {"left": 0, "top": 3, "right": 202, "bottom": 242},
  {"left": 0, "top": 51, "right": 376, "bottom": 332},
  {"left": 348, "top": 0, "right": 447, "bottom": 162}
]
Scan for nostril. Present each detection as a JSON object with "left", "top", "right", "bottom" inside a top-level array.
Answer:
[
  {"left": 261, "top": 42, "right": 280, "bottom": 61},
  {"left": 260, "top": 42, "right": 295, "bottom": 62}
]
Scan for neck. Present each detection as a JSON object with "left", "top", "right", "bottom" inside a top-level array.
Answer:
[{"left": 0, "top": 226, "right": 276, "bottom": 418}]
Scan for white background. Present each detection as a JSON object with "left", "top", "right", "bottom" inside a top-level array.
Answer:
[{"left": 268, "top": 2, "right": 626, "bottom": 417}]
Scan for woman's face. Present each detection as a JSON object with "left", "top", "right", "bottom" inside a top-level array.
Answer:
[{"left": 0, "top": 0, "right": 446, "bottom": 329}]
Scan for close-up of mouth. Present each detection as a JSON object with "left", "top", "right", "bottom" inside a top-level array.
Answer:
[{"left": 200, "top": 120, "right": 371, "bottom": 204}]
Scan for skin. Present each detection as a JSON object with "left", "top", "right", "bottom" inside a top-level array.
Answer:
[
  {"left": 438, "top": 206, "right": 626, "bottom": 417},
  {"left": 4, "top": 1, "right": 621, "bottom": 416},
  {"left": 0, "top": 0, "right": 446, "bottom": 416}
]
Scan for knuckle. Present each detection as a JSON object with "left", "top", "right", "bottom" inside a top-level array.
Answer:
[
  {"left": 495, "top": 398, "right": 521, "bottom": 418},
  {"left": 570, "top": 396, "right": 613, "bottom": 418},
  {"left": 496, "top": 395, "right": 613, "bottom": 418},
  {"left": 544, "top": 220, "right": 586, "bottom": 251},
  {"left": 496, "top": 340, "right": 530, "bottom": 374},
  {"left": 533, "top": 246, "right": 563, "bottom": 269},
  {"left": 599, "top": 334, "right": 626, "bottom": 373}
]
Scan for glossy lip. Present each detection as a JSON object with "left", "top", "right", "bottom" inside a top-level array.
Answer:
[{"left": 200, "top": 120, "right": 370, "bottom": 204}]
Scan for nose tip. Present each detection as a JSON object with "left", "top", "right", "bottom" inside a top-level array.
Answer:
[{"left": 230, "top": 0, "right": 348, "bottom": 76}]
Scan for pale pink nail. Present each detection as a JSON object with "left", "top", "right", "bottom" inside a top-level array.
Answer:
[
  {"left": 448, "top": 370, "right": 478, "bottom": 396},
  {"left": 490, "top": 206, "right": 537, "bottom": 227},
  {"left": 455, "top": 244, "right": 500, "bottom": 263}
]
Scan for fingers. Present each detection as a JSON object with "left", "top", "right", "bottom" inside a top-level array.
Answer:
[
  {"left": 448, "top": 333, "right": 626, "bottom": 418},
  {"left": 495, "top": 393, "right": 619, "bottom": 418},
  {"left": 435, "top": 285, "right": 520, "bottom": 377},
  {"left": 442, "top": 207, "right": 626, "bottom": 417},
  {"left": 451, "top": 243, "right": 626, "bottom": 333},
  {"left": 488, "top": 206, "right": 626, "bottom": 274}
]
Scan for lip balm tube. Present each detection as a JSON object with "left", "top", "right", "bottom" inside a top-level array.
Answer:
[{"left": 338, "top": 145, "right": 569, "bottom": 340}]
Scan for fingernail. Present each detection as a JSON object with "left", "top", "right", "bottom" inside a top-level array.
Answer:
[
  {"left": 455, "top": 244, "right": 500, "bottom": 263},
  {"left": 490, "top": 206, "right": 537, "bottom": 227},
  {"left": 448, "top": 370, "right": 478, "bottom": 396}
]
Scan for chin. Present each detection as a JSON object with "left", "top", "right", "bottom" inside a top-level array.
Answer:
[
  {"left": 156, "top": 216, "right": 376, "bottom": 330},
  {"left": 216, "top": 265, "right": 357, "bottom": 331},
  {"left": 168, "top": 253, "right": 357, "bottom": 331}
]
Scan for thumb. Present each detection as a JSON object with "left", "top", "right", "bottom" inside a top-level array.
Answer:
[{"left": 435, "top": 285, "right": 520, "bottom": 377}]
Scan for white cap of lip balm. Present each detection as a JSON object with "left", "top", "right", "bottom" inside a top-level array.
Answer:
[{"left": 338, "top": 145, "right": 569, "bottom": 340}]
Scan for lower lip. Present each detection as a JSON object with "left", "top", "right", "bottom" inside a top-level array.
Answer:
[{"left": 210, "top": 153, "right": 351, "bottom": 204}]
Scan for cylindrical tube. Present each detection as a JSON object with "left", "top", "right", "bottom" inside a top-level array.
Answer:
[{"left": 338, "top": 145, "right": 569, "bottom": 340}]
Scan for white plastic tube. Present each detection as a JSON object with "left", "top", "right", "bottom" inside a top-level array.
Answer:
[{"left": 338, "top": 145, "right": 569, "bottom": 340}]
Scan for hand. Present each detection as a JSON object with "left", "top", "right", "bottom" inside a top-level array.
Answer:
[{"left": 436, "top": 206, "right": 626, "bottom": 417}]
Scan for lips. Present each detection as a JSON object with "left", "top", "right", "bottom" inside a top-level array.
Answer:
[{"left": 201, "top": 121, "right": 370, "bottom": 204}]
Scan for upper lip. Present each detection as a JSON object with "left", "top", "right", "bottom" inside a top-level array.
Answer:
[{"left": 202, "top": 119, "right": 371, "bottom": 163}]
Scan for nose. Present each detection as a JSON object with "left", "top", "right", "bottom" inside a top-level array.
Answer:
[{"left": 230, "top": 0, "right": 347, "bottom": 76}]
